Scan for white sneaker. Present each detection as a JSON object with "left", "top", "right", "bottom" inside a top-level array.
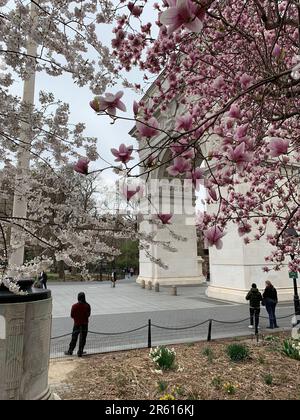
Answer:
[{"left": 248, "top": 325, "right": 254, "bottom": 329}]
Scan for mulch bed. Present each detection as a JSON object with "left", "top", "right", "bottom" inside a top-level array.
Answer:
[{"left": 53, "top": 334, "right": 300, "bottom": 400}]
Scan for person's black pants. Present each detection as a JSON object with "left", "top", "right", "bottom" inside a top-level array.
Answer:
[
  {"left": 250, "top": 307, "right": 260, "bottom": 328},
  {"left": 68, "top": 325, "right": 88, "bottom": 355},
  {"left": 41, "top": 280, "right": 47, "bottom": 289}
]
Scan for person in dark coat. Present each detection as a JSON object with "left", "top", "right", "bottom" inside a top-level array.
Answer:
[
  {"left": 65, "top": 292, "right": 91, "bottom": 357},
  {"left": 263, "top": 280, "right": 279, "bottom": 329},
  {"left": 40, "top": 271, "right": 48, "bottom": 289},
  {"left": 246, "top": 283, "right": 262, "bottom": 330}
]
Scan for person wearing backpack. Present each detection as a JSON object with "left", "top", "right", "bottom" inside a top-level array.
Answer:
[{"left": 246, "top": 283, "right": 263, "bottom": 331}]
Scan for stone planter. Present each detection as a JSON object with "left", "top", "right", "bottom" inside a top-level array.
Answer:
[{"left": 0, "top": 280, "right": 52, "bottom": 400}]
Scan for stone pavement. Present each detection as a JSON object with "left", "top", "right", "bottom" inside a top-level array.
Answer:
[
  {"left": 49, "top": 278, "right": 296, "bottom": 358},
  {"left": 51, "top": 277, "right": 233, "bottom": 318}
]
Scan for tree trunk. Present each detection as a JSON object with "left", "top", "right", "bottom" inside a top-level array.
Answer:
[{"left": 57, "top": 260, "right": 65, "bottom": 281}]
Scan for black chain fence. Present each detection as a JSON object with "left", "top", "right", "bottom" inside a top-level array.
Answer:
[{"left": 50, "top": 312, "right": 295, "bottom": 359}]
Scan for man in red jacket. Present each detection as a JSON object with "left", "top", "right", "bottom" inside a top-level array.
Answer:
[{"left": 65, "top": 292, "right": 91, "bottom": 357}]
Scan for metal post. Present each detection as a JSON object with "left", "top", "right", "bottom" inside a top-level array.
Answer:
[
  {"left": 207, "top": 319, "right": 212, "bottom": 342},
  {"left": 290, "top": 253, "right": 300, "bottom": 318},
  {"left": 254, "top": 310, "right": 259, "bottom": 340},
  {"left": 148, "top": 319, "right": 152, "bottom": 348},
  {"left": 293, "top": 277, "right": 300, "bottom": 316}
]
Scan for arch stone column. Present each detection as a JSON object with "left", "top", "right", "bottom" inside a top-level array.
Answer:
[
  {"left": 137, "top": 177, "right": 205, "bottom": 286},
  {"left": 206, "top": 222, "right": 292, "bottom": 303}
]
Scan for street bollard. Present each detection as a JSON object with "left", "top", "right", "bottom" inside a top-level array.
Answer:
[
  {"left": 141, "top": 280, "right": 145, "bottom": 289},
  {"left": 147, "top": 281, "right": 152, "bottom": 290},
  {"left": 154, "top": 282, "right": 159, "bottom": 292},
  {"left": 171, "top": 286, "right": 177, "bottom": 296}
]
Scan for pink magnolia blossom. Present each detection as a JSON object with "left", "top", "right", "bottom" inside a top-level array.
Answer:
[
  {"left": 175, "top": 113, "right": 193, "bottom": 131},
  {"left": 186, "top": 167, "right": 204, "bottom": 190},
  {"left": 235, "top": 124, "right": 248, "bottom": 140},
  {"left": 212, "top": 75, "right": 225, "bottom": 90},
  {"left": 167, "top": 157, "right": 192, "bottom": 176},
  {"left": 91, "top": 91, "right": 126, "bottom": 116},
  {"left": 238, "top": 222, "right": 252, "bottom": 237},
  {"left": 136, "top": 117, "right": 159, "bottom": 138},
  {"left": 239, "top": 73, "right": 253, "bottom": 89},
  {"left": 111, "top": 144, "right": 134, "bottom": 163},
  {"left": 156, "top": 213, "right": 173, "bottom": 224},
  {"left": 272, "top": 44, "right": 282, "bottom": 58},
  {"left": 207, "top": 187, "right": 218, "bottom": 201},
  {"left": 74, "top": 158, "right": 89, "bottom": 175},
  {"left": 160, "top": 0, "right": 205, "bottom": 35},
  {"left": 133, "top": 100, "right": 139, "bottom": 116},
  {"left": 204, "top": 226, "right": 226, "bottom": 249},
  {"left": 127, "top": 2, "right": 143, "bottom": 17},
  {"left": 268, "top": 138, "right": 289, "bottom": 157},
  {"left": 228, "top": 104, "right": 241, "bottom": 119},
  {"left": 171, "top": 139, "right": 189, "bottom": 154},
  {"left": 171, "top": 140, "right": 194, "bottom": 159},
  {"left": 228, "top": 142, "right": 252, "bottom": 170},
  {"left": 122, "top": 185, "right": 141, "bottom": 201}
]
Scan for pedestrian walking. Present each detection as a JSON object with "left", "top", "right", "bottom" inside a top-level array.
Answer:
[
  {"left": 263, "top": 280, "right": 279, "bottom": 329},
  {"left": 111, "top": 270, "right": 117, "bottom": 287},
  {"left": 64, "top": 292, "right": 91, "bottom": 357},
  {"left": 246, "top": 283, "right": 262, "bottom": 332},
  {"left": 129, "top": 267, "right": 134, "bottom": 277},
  {"left": 40, "top": 270, "right": 48, "bottom": 289}
]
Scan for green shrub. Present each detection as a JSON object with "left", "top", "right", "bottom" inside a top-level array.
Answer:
[
  {"left": 226, "top": 343, "right": 250, "bottom": 362},
  {"left": 149, "top": 346, "right": 176, "bottom": 370},
  {"left": 203, "top": 347, "right": 214, "bottom": 362},
  {"left": 223, "top": 382, "right": 237, "bottom": 395},
  {"left": 157, "top": 380, "right": 168, "bottom": 393},
  {"left": 211, "top": 376, "right": 222, "bottom": 390},
  {"left": 263, "top": 373, "right": 273, "bottom": 386},
  {"left": 282, "top": 339, "right": 300, "bottom": 361}
]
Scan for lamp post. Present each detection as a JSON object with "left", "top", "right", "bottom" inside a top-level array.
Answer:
[{"left": 286, "top": 228, "right": 300, "bottom": 317}]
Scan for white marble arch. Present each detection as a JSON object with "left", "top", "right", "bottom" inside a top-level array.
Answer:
[
  {"left": 136, "top": 142, "right": 205, "bottom": 287},
  {"left": 205, "top": 188, "right": 292, "bottom": 303},
  {"left": 131, "top": 95, "right": 294, "bottom": 303}
]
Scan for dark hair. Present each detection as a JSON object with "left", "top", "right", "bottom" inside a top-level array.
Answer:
[
  {"left": 78, "top": 292, "right": 86, "bottom": 303},
  {"left": 251, "top": 283, "right": 257, "bottom": 289}
]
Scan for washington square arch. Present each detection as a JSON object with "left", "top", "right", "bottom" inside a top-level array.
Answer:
[{"left": 129, "top": 80, "right": 293, "bottom": 305}]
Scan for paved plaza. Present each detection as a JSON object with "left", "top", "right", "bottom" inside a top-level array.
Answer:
[
  {"left": 49, "top": 278, "right": 296, "bottom": 357},
  {"left": 51, "top": 277, "right": 234, "bottom": 318}
]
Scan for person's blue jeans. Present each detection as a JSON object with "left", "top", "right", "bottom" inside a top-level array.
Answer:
[{"left": 265, "top": 299, "right": 278, "bottom": 328}]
